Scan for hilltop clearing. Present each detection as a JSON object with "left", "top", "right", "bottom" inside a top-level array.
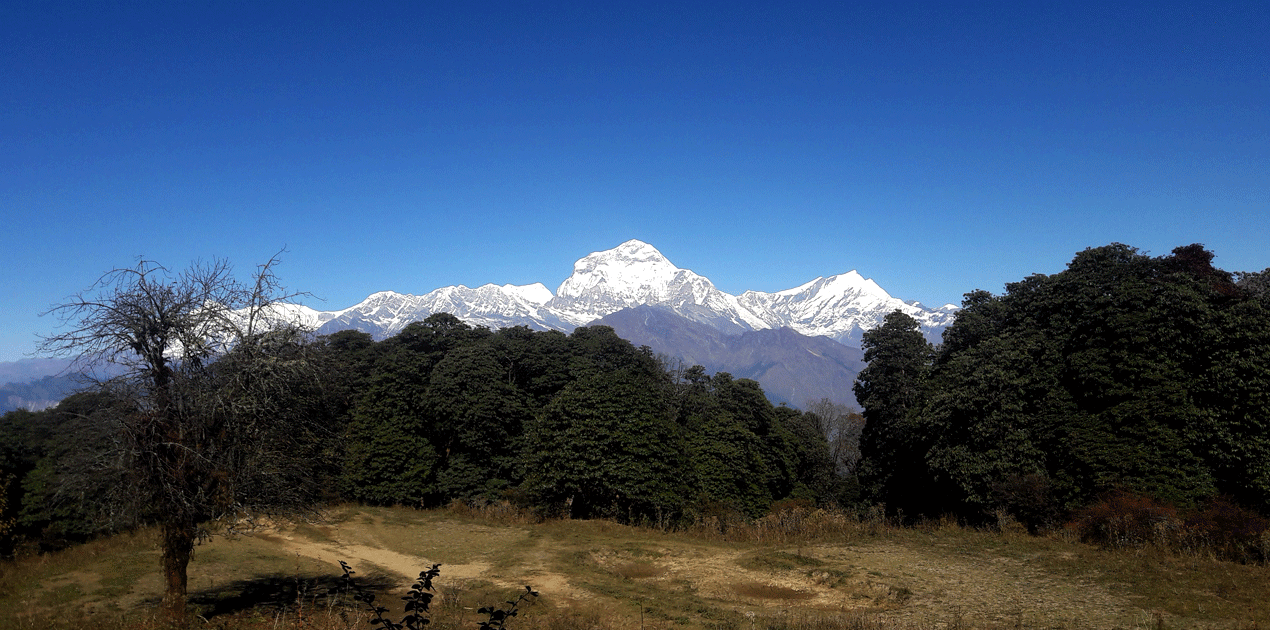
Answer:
[{"left": 4, "top": 505, "right": 1267, "bottom": 629}]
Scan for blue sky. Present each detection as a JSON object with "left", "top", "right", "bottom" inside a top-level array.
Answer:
[{"left": 3, "top": 1, "right": 1267, "bottom": 363}]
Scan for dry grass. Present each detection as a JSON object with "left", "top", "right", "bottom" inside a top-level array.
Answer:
[
  {"left": 612, "top": 560, "right": 667, "bottom": 579},
  {"left": 3, "top": 503, "right": 1269, "bottom": 630}
]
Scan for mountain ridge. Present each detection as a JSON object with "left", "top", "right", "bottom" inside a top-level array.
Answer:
[
  {"left": 3, "top": 240, "right": 953, "bottom": 410},
  {"left": 302, "top": 239, "right": 957, "bottom": 346}
]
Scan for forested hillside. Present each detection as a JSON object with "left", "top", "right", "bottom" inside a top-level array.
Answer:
[{"left": 0, "top": 374, "right": 80, "bottom": 413}]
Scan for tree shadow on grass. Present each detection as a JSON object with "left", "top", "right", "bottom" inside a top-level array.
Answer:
[{"left": 181, "top": 570, "right": 400, "bottom": 618}]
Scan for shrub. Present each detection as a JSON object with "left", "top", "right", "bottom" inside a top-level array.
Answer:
[
  {"left": 988, "top": 473, "right": 1062, "bottom": 534},
  {"left": 1068, "top": 490, "right": 1180, "bottom": 549},
  {"left": 1181, "top": 496, "right": 1270, "bottom": 564},
  {"left": 1069, "top": 491, "right": 1270, "bottom": 564}
]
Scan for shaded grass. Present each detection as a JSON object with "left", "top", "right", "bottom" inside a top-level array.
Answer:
[
  {"left": 187, "top": 569, "right": 397, "bottom": 619},
  {"left": 738, "top": 550, "right": 826, "bottom": 572},
  {"left": 730, "top": 581, "right": 816, "bottom": 600}
]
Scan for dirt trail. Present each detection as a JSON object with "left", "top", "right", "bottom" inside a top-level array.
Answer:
[
  {"left": 269, "top": 520, "right": 592, "bottom": 602},
  {"left": 276, "top": 536, "right": 492, "bottom": 581}
]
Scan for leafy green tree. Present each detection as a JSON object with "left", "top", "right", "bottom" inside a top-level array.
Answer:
[
  {"left": 713, "top": 374, "right": 801, "bottom": 506},
  {"left": 341, "top": 349, "right": 439, "bottom": 505},
  {"left": 318, "top": 329, "right": 382, "bottom": 403},
  {"left": 774, "top": 405, "right": 836, "bottom": 503},
  {"left": 0, "top": 473, "right": 13, "bottom": 552},
  {"left": 912, "top": 243, "right": 1270, "bottom": 521},
  {"left": 565, "top": 325, "right": 662, "bottom": 379},
  {"left": 853, "top": 310, "right": 935, "bottom": 514},
  {"left": 523, "top": 368, "right": 686, "bottom": 521},
  {"left": 425, "top": 343, "right": 533, "bottom": 500},
  {"left": 920, "top": 331, "right": 1066, "bottom": 520},
  {"left": 1193, "top": 268, "right": 1270, "bottom": 509},
  {"left": 485, "top": 326, "right": 574, "bottom": 406},
  {"left": 674, "top": 370, "right": 776, "bottom": 517},
  {"left": 1017, "top": 245, "right": 1220, "bottom": 507},
  {"left": 0, "top": 409, "right": 48, "bottom": 540},
  {"left": 387, "top": 313, "right": 491, "bottom": 373},
  {"left": 9, "top": 392, "right": 132, "bottom": 547}
]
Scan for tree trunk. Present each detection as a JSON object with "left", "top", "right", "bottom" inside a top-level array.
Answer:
[{"left": 160, "top": 521, "right": 195, "bottom": 626}]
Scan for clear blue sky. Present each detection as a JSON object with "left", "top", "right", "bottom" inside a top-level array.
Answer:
[{"left": 3, "top": 1, "right": 1267, "bottom": 363}]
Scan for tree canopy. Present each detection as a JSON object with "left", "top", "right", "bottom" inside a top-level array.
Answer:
[
  {"left": 854, "top": 244, "right": 1270, "bottom": 526},
  {"left": 336, "top": 323, "right": 831, "bottom": 522}
]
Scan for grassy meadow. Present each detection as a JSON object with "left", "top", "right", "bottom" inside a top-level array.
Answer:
[{"left": 0, "top": 504, "right": 1266, "bottom": 630}]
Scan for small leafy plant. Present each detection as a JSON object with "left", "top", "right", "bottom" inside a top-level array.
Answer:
[
  {"left": 336, "top": 560, "right": 441, "bottom": 629},
  {"left": 477, "top": 585, "right": 539, "bottom": 630},
  {"left": 336, "top": 560, "right": 538, "bottom": 629}
]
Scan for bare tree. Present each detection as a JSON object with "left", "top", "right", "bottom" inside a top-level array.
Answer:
[
  {"left": 804, "top": 398, "right": 866, "bottom": 477},
  {"left": 40, "top": 254, "right": 328, "bottom": 625}
]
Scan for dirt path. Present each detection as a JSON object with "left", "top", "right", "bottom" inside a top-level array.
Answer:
[
  {"left": 277, "top": 536, "right": 492, "bottom": 581},
  {"left": 268, "top": 519, "right": 594, "bottom": 602}
]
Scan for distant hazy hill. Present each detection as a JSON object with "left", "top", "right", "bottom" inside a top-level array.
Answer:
[
  {"left": 594, "top": 305, "right": 864, "bottom": 408},
  {"left": 0, "top": 357, "right": 72, "bottom": 384},
  {"left": 0, "top": 373, "right": 82, "bottom": 413}
]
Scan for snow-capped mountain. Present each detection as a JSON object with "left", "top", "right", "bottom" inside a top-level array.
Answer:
[
  {"left": 310, "top": 283, "right": 561, "bottom": 338},
  {"left": 301, "top": 239, "right": 957, "bottom": 346},
  {"left": 7, "top": 240, "right": 956, "bottom": 410},
  {"left": 739, "top": 272, "right": 958, "bottom": 346},
  {"left": 548, "top": 240, "right": 769, "bottom": 334}
]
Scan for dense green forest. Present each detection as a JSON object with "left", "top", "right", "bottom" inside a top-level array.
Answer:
[
  {"left": 855, "top": 243, "right": 1270, "bottom": 531},
  {"left": 1, "top": 315, "right": 841, "bottom": 555},
  {"left": 2, "top": 242, "right": 1268, "bottom": 558}
]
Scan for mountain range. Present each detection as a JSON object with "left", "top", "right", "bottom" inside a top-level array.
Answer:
[
  {"left": 282, "top": 240, "right": 956, "bottom": 407},
  {"left": 287, "top": 240, "right": 956, "bottom": 347},
  {"left": 2, "top": 241, "right": 958, "bottom": 411}
]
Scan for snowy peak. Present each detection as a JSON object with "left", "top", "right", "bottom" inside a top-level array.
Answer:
[
  {"left": 584, "top": 239, "right": 672, "bottom": 269},
  {"left": 769, "top": 271, "right": 891, "bottom": 305},
  {"left": 738, "top": 270, "right": 953, "bottom": 346},
  {"left": 504, "top": 282, "right": 553, "bottom": 305},
  {"left": 555, "top": 240, "right": 683, "bottom": 300},
  {"left": 312, "top": 283, "right": 561, "bottom": 338},
  {"left": 549, "top": 240, "right": 767, "bottom": 332}
]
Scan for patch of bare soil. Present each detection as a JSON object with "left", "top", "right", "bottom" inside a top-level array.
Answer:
[{"left": 263, "top": 514, "right": 594, "bottom": 603}]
